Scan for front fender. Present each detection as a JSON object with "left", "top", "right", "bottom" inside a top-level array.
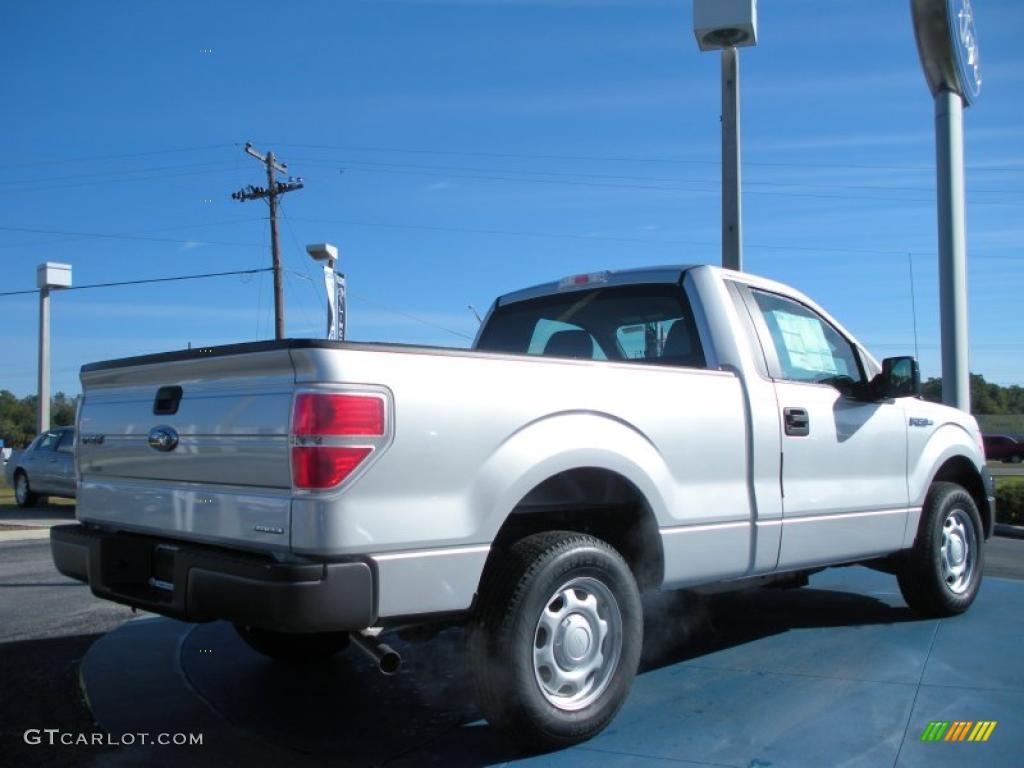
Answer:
[{"left": 910, "top": 422, "right": 985, "bottom": 507}]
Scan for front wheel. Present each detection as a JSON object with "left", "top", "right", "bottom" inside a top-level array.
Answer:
[
  {"left": 233, "top": 624, "right": 350, "bottom": 663},
  {"left": 897, "top": 482, "right": 984, "bottom": 617},
  {"left": 467, "top": 531, "right": 643, "bottom": 750},
  {"left": 14, "top": 472, "right": 38, "bottom": 508}
]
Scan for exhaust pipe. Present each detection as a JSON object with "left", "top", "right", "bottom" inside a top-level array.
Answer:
[{"left": 350, "top": 630, "right": 402, "bottom": 675}]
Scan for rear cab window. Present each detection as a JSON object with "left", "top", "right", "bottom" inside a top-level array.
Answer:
[{"left": 476, "top": 283, "right": 706, "bottom": 368}]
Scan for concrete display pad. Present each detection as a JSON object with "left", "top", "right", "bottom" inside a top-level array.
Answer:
[{"left": 81, "top": 567, "right": 1024, "bottom": 766}]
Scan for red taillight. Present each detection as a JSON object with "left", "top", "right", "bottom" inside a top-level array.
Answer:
[
  {"left": 293, "top": 394, "right": 384, "bottom": 436},
  {"left": 291, "top": 393, "right": 387, "bottom": 489},
  {"left": 292, "top": 446, "right": 372, "bottom": 489}
]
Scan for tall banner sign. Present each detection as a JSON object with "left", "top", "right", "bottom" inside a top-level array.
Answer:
[
  {"left": 323, "top": 265, "right": 336, "bottom": 339},
  {"left": 322, "top": 266, "right": 347, "bottom": 341},
  {"left": 335, "top": 272, "right": 347, "bottom": 341}
]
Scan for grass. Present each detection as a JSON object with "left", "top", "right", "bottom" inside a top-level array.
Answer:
[{"left": 996, "top": 476, "right": 1024, "bottom": 526}]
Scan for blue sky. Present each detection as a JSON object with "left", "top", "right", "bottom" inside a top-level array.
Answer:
[{"left": 1, "top": 0, "right": 1022, "bottom": 398}]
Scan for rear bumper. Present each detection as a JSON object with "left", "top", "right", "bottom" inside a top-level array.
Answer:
[{"left": 50, "top": 524, "right": 376, "bottom": 632}]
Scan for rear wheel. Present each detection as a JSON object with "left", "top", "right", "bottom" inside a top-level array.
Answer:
[
  {"left": 14, "top": 472, "right": 38, "bottom": 508},
  {"left": 467, "top": 531, "right": 642, "bottom": 750},
  {"left": 897, "top": 482, "right": 984, "bottom": 617},
  {"left": 233, "top": 624, "right": 350, "bottom": 663}
]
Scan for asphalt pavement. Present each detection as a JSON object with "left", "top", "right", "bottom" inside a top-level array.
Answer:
[
  {"left": 0, "top": 538, "right": 135, "bottom": 767},
  {"left": 1, "top": 530, "right": 1022, "bottom": 766}
]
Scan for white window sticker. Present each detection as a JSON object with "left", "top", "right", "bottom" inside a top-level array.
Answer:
[{"left": 772, "top": 311, "right": 837, "bottom": 374}]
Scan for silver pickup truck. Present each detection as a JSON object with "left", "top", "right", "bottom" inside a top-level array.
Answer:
[{"left": 51, "top": 265, "right": 995, "bottom": 748}]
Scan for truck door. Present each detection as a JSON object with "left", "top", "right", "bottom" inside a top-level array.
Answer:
[{"left": 742, "top": 287, "right": 909, "bottom": 569}]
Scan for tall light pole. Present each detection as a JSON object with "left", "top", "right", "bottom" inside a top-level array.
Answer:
[
  {"left": 693, "top": 0, "right": 758, "bottom": 272},
  {"left": 37, "top": 262, "right": 72, "bottom": 433},
  {"left": 911, "top": 0, "right": 981, "bottom": 411}
]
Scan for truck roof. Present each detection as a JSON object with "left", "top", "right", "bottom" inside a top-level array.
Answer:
[{"left": 496, "top": 265, "right": 697, "bottom": 306}]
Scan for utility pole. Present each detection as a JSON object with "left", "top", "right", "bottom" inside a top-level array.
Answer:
[{"left": 232, "top": 143, "right": 303, "bottom": 339}]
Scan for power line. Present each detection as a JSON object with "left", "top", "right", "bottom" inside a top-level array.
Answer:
[
  {"left": 347, "top": 292, "right": 475, "bottom": 341},
  {"left": 0, "top": 218, "right": 267, "bottom": 249},
  {"left": 0, "top": 225, "right": 261, "bottom": 248},
  {"left": 11, "top": 159, "right": 241, "bottom": 186},
  {"left": 289, "top": 215, "right": 1023, "bottom": 263},
  {"left": 0, "top": 268, "right": 273, "bottom": 298},
  {"left": 7, "top": 143, "right": 238, "bottom": 171},
  {"left": 0, "top": 164, "right": 249, "bottom": 196},
  {"left": 301, "top": 160, "right": 1021, "bottom": 207},
  {"left": 291, "top": 156, "right": 1024, "bottom": 198},
  {"left": 260, "top": 141, "right": 1024, "bottom": 174},
  {"left": 287, "top": 214, "right": 917, "bottom": 257}
]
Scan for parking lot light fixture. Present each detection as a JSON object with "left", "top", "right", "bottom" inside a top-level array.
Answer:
[
  {"left": 693, "top": 0, "right": 758, "bottom": 272},
  {"left": 36, "top": 262, "right": 72, "bottom": 433}
]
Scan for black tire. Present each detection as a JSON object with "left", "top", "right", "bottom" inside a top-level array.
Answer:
[
  {"left": 897, "top": 482, "right": 984, "bottom": 617},
  {"left": 14, "top": 471, "right": 38, "bottom": 508},
  {"left": 233, "top": 624, "right": 350, "bottom": 663},
  {"left": 1009, "top": 454, "right": 1022, "bottom": 464},
  {"left": 467, "top": 531, "right": 643, "bottom": 750}
]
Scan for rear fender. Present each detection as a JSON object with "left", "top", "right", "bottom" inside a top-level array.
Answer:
[{"left": 468, "top": 411, "right": 671, "bottom": 542}]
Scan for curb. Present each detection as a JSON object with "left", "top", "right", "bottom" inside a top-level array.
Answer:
[
  {"left": 994, "top": 523, "right": 1024, "bottom": 540},
  {"left": 0, "top": 527, "right": 51, "bottom": 541}
]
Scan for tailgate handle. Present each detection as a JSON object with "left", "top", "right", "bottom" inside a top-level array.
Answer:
[{"left": 153, "top": 386, "right": 183, "bottom": 415}]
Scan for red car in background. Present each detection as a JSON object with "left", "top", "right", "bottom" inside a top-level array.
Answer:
[{"left": 983, "top": 434, "right": 1024, "bottom": 464}]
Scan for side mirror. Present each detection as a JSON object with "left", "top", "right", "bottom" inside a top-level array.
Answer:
[{"left": 876, "top": 356, "right": 920, "bottom": 399}]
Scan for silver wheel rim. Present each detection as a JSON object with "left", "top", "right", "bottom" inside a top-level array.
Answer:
[
  {"left": 15, "top": 475, "right": 27, "bottom": 504},
  {"left": 940, "top": 508, "right": 976, "bottom": 595},
  {"left": 532, "top": 576, "right": 622, "bottom": 711}
]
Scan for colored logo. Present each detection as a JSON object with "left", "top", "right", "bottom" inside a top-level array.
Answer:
[
  {"left": 947, "top": 0, "right": 981, "bottom": 103},
  {"left": 921, "top": 720, "right": 996, "bottom": 742}
]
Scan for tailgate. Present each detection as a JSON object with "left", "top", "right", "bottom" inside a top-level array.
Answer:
[{"left": 76, "top": 343, "right": 297, "bottom": 551}]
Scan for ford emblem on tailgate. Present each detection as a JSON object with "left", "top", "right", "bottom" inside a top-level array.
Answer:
[{"left": 147, "top": 425, "right": 179, "bottom": 452}]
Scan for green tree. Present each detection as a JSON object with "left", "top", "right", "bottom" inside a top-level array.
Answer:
[
  {"left": 0, "top": 390, "right": 78, "bottom": 448},
  {"left": 922, "top": 373, "right": 1024, "bottom": 415}
]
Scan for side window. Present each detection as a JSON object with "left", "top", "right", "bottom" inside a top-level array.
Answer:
[
  {"left": 57, "top": 431, "right": 75, "bottom": 453},
  {"left": 36, "top": 432, "right": 60, "bottom": 452},
  {"left": 751, "top": 290, "right": 864, "bottom": 386}
]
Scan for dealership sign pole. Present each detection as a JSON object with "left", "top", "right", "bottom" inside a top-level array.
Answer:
[{"left": 911, "top": 0, "right": 981, "bottom": 412}]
